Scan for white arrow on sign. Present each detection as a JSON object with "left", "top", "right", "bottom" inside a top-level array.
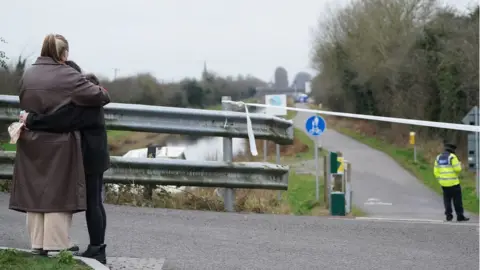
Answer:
[{"left": 364, "top": 198, "right": 393, "bottom": 206}]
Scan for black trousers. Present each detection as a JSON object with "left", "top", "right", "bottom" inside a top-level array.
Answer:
[
  {"left": 441, "top": 184, "right": 464, "bottom": 218},
  {"left": 85, "top": 173, "right": 107, "bottom": 245}
]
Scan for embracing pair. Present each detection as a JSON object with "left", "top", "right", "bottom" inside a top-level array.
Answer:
[{"left": 9, "top": 33, "right": 110, "bottom": 264}]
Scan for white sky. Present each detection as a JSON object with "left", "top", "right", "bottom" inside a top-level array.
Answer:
[{"left": 1, "top": 0, "right": 476, "bottom": 82}]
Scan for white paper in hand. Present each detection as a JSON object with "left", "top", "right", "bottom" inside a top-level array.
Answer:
[{"left": 8, "top": 122, "right": 24, "bottom": 144}]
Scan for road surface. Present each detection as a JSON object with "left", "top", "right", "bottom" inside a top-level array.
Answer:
[
  {"left": 294, "top": 103, "right": 477, "bottom": 220},
  {"left": 0, "top": 192, "right": 477, "bottom": 270}
]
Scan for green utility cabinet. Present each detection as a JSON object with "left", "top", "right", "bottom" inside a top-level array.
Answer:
[{"left": 330, "top": 191, "right": 346, "bottom": 216}]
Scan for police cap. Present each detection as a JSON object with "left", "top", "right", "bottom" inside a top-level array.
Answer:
[{"left": 444, "top": 142, "right": 457, "bottom": 151}]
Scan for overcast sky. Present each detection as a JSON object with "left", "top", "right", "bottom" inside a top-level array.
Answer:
[{"left": 1, "top": 0, "right": 476, "bottom": 82}]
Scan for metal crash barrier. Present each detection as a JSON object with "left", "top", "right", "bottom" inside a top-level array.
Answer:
[
  {"left": 0, "top": 151, "right": 289, "bottom": 189},
  {"left": 0, "top": 95, "right": 294, "bottom": 145},
  {"left": 0, "top": 95, "right": 294, "bottom": 212}
]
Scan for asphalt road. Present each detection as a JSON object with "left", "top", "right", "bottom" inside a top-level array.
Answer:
[
  {"left": 0, "top": 192, "right": 477, "bottom": 270},
  {"left": 294, "top": 103, "right": 477, "bottom": 220},
  {"left": 1, "top": 104, "right": 478, "bottom": 269}
]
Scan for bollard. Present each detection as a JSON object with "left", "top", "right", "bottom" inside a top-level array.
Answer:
[
  {"left": 222, "top": 96, "right": 235, "bottom": 212},
  {"left": 410, "top": 131, "right": 417, "bottom": 163}
]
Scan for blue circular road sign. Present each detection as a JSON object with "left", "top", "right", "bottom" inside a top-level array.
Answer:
[{"left": 305, "top": 115, "right": 326, "bottom": 136}]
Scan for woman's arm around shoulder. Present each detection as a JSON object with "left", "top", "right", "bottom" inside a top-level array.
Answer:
[{"left": 60, "top": 66, "right": 111, "bottom": 107}]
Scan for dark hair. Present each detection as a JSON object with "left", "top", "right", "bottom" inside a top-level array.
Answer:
[
  {"left": 65, "top": 60, "right": 82, "bottom": 73},
  {"left": 40, "top": 34, "right": 69, "bottom": 63},
  {"left": 65, "top": 60, "right": 100, "bottom": 85}
]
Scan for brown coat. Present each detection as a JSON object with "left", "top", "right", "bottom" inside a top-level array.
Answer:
[{"left": 9, "top": 57, "right": 110, "bottom": 213}]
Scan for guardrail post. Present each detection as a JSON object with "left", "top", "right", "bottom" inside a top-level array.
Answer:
[
  {"left": 222, "top": 96, "right": 235, "bottom": 212},
  {"left": 144, "top": 145, "right": 157, "bottom": 200},
  {"left": 276, "top": 144, "right": 281, "bottom": 201}
]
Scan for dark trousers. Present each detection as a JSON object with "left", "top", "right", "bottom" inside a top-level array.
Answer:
[
  {"left": 441, "top": 184, "right": 464, "bottom": 218},
  {"left": 85, "top": 173, "right": 107, "bottom": 245}
]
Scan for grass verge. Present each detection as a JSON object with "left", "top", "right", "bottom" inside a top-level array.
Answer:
[
  {"left": 287, "top": 171, "right": 327, "bottom": 215},
  {"left": 0, "top": 249, "right": 91, "bottom": 270},
  {"left": 336, "top": 126, "right": 479, "bottom": 214}
]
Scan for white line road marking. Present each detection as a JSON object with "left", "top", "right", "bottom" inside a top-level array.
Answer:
[
  {"left": 356, "top": 217, "right": 444, "bottom": 223},
  {"left": 364, "top": 202, "right": 393, "bottom": 206},
  {"left": 364, "top": 198, "right": 393, "bottom": 206},
  {"left": 351, "top": 217, "right": 479, "bottom": 226}
]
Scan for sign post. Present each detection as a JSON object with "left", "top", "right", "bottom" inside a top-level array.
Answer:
[
  {"left": 462, "top": 106, "right": 479, "bottom": 197},
  {"left": 305, "top": 115, "right": 327, "bottom": 201}
]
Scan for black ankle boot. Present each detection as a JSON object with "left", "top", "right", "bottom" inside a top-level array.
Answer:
[{"left": 81, "top": 244, "right": 107, "bottom": 264}]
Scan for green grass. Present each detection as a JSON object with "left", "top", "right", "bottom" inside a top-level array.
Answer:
[
  {"left": 337, "top": 127, "right": 479, "bottom": 214},
  {"left": 0, "top": 249, "right": 92, "bottom": 270},
  {"left": 286, "top": 109, "right": 297, "bottom": 120},
  {"left": 286, "top": 170, "right": 365, "bottom": 216},
  {"left": 287, "top": 171, "right": 325, "bottom": 215},
  {"left": 107, "top": 130, "right": 132, "bottom": 140},
  {"left": 1, "top": 143, "right": 16, "bottom": 151}
]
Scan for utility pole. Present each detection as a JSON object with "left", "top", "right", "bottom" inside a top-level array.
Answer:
[
  {"left": 294, "top": 80, "right": 297, "bottom": 98},
  {"left": 113, "top": 68, "right": 119, "bottom": 80}
]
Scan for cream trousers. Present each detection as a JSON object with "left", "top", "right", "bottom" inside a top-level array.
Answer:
[{"left": 26, "top": 212, "right": 73, "bottom": 250}]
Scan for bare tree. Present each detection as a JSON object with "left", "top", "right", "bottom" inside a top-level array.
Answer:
[{"left": 310, "top": 0, "right": 479, "bottom": 142}]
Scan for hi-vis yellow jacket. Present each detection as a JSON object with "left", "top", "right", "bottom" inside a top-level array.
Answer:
[{"left": 433, "top": 152, "right": 462, "bottom": 187}]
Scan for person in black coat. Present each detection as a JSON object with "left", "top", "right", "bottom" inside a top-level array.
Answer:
[{"left": 22, "top": 60, "right": 109, "bottom": 264}]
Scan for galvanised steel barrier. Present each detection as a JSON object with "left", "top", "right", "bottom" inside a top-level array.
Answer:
[
  {"left": 0, "top": 151, "right": 289, "bottom": 189},
  {"left": 0, "top": 95, "right": 294, "bottom": 212},
  {"left": 0, "top": 95, "right": 293, "bottom": 145}
]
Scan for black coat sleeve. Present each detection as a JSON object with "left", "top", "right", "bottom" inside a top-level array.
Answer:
[{"left": 25, "top": 103, "right": 100, "bottom": 133}]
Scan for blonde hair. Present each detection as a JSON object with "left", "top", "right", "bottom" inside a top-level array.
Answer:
[{"left": 40, "top": 34, "right": 69, "bottom": 63}]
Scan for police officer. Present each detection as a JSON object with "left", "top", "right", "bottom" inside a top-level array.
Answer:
[{"left": 434, "top": 142, "right": 470, "bottom": 222}]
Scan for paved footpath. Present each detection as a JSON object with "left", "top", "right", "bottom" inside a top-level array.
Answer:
[
  {"left": 294, "top": 103, "right": 478, "bottom": 221},
  {"left": 0, "top": 192, "right": 478, "bottom": 270}
]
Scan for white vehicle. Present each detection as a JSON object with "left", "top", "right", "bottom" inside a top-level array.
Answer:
[
  {"left": 106, "top": 146, "right": 188, "bottom": 195},
  {"left": 123, "top": 146, "right": 186, "bottom": 159}
]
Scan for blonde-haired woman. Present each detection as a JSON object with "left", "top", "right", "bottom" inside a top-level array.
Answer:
[{"left": 9, "top": 34, "right": 110, "bottom": 255}]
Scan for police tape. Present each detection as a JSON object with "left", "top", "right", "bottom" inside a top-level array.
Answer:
[
  {"left": 223, "top": 100, "right": 480, "bottom": 133},
  {"left": 225, "top": 101, "right": 258, "bottom": 156}
]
